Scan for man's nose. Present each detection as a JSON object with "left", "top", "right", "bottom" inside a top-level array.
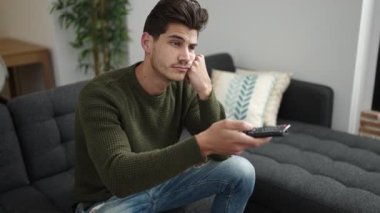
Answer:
[{"left": 178, "top": 48, "right": 193, "bottom": 64}]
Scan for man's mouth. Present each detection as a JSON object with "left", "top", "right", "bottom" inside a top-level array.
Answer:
[{"left": 173, "top": 66, "right": 191, "bottom": 72}]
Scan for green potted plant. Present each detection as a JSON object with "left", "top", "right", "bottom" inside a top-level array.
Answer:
[{"left": 51, "top": 0, "right": 130, "bottom": 76}]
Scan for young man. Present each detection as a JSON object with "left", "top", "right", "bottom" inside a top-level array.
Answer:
[{"left": 73, "top": 0, "right": 270, "bottom": 212}]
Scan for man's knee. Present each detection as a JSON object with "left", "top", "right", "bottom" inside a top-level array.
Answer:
[{"left": 221, "top": 156, "right": 256, "bottom": 189}]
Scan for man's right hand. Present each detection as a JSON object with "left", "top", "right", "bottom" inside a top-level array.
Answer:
[{"left": 195, "top": 119, "right": 271, "bottom": 157}]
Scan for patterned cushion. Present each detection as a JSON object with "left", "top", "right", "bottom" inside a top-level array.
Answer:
[
  {"left": 212, "top": 69, "right": 291, "bottom": 127},
  {"left": 237, "top": 69, "right": 291, "bottom": 126}
]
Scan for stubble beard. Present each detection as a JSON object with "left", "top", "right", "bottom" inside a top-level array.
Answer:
[{"left": 151, "top": 55, "right": 186, "bottom": 82}]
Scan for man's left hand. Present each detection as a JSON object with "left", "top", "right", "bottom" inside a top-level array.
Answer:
[{"left": 186, "top": 54, "right": 212, "bottom": 100}]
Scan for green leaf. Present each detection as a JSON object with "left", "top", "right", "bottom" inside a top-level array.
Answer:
[{"left": 51, "top": 0, "right": 130, "bottom": 75}]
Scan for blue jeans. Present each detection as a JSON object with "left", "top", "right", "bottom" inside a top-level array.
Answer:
[{"left": 76, "top": 155, "right": 255, "bottom": 213}]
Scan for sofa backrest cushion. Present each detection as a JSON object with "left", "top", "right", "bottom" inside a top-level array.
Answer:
[
  {"left": 7, "top": 81, "right": 87, "bottom": 182},
  {"left": 205, "top": 53, "right": 236, "bottom": 75},
  {"left": 278, "top": 79, "right": 333, "bottom": 128},
  {"left": 0, "top": 103, "right": 29, "bottom": 192}
]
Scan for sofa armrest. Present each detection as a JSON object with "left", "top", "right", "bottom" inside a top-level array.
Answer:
[{"left": 278, "top": 79, "right": 334, "bottom": 128}]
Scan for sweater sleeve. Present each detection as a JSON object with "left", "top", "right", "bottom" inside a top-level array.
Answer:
[
  {"left": 182, "top": 87, "right": 230, "bottom": 161},
  {"left": 184, "top": 89, "right": 226, "bottom": 135},
  {"left": 76, "top": 83, "right": 205, "bottom": 198}
]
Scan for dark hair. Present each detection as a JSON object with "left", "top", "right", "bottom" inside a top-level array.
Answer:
[{"left": 143, "top": 0, "right": 208, "bottom": 39}]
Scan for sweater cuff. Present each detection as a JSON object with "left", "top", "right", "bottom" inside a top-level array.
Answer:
[
  {"left": 198, "top": 90, "right": 220, "bottom": 110},
  {"left": 179, "top": 136, "right": 207, "bottom": 164}
]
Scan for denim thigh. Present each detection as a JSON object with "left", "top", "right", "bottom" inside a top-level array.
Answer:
[{"left": 77, "top": 155, "right": 255, "bottom": 213}]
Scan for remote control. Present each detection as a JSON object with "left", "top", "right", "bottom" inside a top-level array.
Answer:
[{"left": 244, "top": 124, "right": 291, "bottom": 138}]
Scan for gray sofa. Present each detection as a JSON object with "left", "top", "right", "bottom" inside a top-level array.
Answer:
[{"left": 0, "top": 53, "right": 379, "bottom": 213}]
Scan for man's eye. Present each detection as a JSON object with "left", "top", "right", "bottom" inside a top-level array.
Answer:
[{"left": 171, "top": 41, "right": 181, "bottom": 47}]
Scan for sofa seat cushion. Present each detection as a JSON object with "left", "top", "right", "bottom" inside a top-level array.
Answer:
[
  {"left": 33, "top": 168, "right": 74, "bottom": 213},
  {"left": 0, "top": 104, "right": 29, "bottom": 193},
  {"left": 243, "top": 121, "right": 380, "bottom": 213},
  {"left": 0, "top": 186, "right": 61, "bottom": 213}
]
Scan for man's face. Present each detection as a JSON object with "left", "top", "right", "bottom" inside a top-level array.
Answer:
[{"left": 148, "top": 23, "right": 198, "bottom": 82}]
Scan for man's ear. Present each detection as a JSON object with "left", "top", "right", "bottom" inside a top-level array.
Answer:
[{"left": 141, "top": 32, "right": 153, "bottom": 54}]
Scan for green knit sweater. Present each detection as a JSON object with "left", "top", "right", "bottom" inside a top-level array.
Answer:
[{"left": 73, "top": 63, "right": 225, "bottom": 203}]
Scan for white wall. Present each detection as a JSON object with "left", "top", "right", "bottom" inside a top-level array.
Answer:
[
  {"left": 1, "top": 0, "right": 377, "bottom": 133},
  {"left": 0, "top": 0, "right": 55, "bottom": 47},
  {"left": 128, "top": 0, "right": 157, "bottom": 63},
  {"left": 0, "top": 0, "right": 94, "bottom": 87},
  {"left": 206, "top": 0, "right": 363, "bottom": 132},
  {"left": 128, "top": 0, "right": 365, "bottom": 132}
]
